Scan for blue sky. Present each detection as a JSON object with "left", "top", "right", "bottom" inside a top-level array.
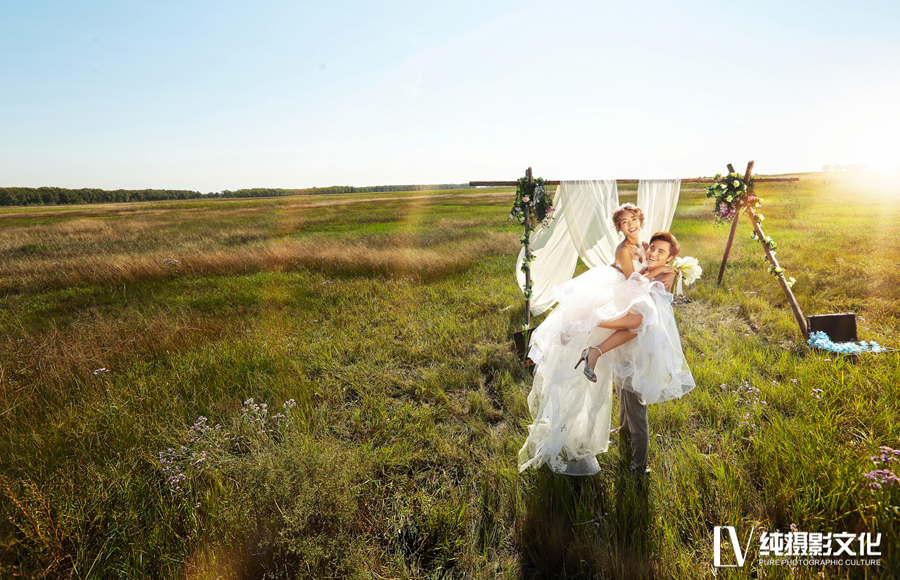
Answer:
[{"left": 2, "top": 0, "right": 898, "bottom": 191}]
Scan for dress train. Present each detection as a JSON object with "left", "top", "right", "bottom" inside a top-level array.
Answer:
[{"left": 518, "top": 262, "right": 695, "bottom": 475}]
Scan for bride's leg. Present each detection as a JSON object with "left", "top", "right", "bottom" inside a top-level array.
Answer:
[
  {"left": 586, "top": 330, "right": 637, "bottom": 369},
  {"left": 597, "top": 312, "right": 643, "bottom": 331}
]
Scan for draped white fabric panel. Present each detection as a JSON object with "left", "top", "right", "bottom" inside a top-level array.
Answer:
[
  {"left": 516, "top": 181, "right": 620, "bottom": 316},
  {"left": 561, "top": 180, "right": 620, "bottom": 269},
  {"left": 514, "top": 184, "right": 580, "bottom": 316},
  {"left": 516, "top": 178, "right": 681, "bottom": 316},
  {"left": 637, "top": 179, "right": 681, "bottom": 242}
]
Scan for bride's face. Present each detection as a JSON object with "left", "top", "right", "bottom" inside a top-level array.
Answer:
[
  {"left": 619, "top": 211, "right": 641, "bottom": 237},
  {"left": 647, "top": 240, "right": 672, "bottom": 266}
]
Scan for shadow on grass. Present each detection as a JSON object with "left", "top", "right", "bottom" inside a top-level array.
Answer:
[
  {"left": 504, "top": 301, "right": 659, "bottom": 578},
  {"left": 518, "top": 432, "right": 658, "bottom": 579}
]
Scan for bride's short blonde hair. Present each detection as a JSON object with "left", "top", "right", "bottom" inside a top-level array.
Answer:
[{"left": 612, "top": 203, "right": 645, "bottom": 233}]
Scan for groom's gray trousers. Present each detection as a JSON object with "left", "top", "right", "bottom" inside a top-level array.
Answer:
[
  {"left": 613, "top": 272, "right": 673, "bottom": 474},
  {"left": 615, "top": 376, "right": 649, "bottom": 473}
]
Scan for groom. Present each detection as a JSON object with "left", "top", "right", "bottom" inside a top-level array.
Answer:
[
  {"left": 616, "top": 263, "right": 677, "bottom": 479},
  {"left": 616, "top": 377, "right": 651, "bottom": 478}
]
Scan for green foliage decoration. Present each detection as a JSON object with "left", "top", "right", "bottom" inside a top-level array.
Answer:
[
  {"left": 704, "top": 172, "right": 761, "bottom": 225},
  {"left": 509, "top": 175, "right": 554, "bottom": 301},
  {"left": 708, "top": 172, "right": 795, "bottom": 289}
]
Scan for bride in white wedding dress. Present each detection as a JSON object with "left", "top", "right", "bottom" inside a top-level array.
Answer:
[{"left": 518, "top": 204, "right": 695, "bottom": 475}]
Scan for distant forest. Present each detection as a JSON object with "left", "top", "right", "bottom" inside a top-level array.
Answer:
[{"left": 0, "top": 184, "right": 473, "bottom": 207}]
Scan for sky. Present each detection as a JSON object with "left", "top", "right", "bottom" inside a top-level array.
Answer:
[{"left": 2, "top": 0, "right": 899, "bottom": 191}]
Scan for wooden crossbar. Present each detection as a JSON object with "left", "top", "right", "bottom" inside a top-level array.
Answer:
[{"left": 469, "top": 177, "right": 799, "bottom": 186}]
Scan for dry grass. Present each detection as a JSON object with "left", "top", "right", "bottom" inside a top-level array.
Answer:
[
  {"left": 1, "top": 307, "right": 231, "bottom": 426},
  {"left": 0, "top": 192, "right": 519, "bottom": 294},
  {"left": 0, "top": 231, "right": 517, "bottom": 293}
]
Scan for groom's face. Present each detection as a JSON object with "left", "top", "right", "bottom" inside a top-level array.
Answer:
[{"left": 647, "top": 240, "right": 672, "bottom": 266}]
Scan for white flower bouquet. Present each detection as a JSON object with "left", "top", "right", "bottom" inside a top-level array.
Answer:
[{"left": 671, "top": 256, "right": 702, "bottom": 296}]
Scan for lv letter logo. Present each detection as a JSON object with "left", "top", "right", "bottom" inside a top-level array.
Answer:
[{"left": 714, "top": 526, "right": 755, "bottom": 568}]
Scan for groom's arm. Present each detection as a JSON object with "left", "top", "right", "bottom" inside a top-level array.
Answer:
[{"left": 652, "top": 270, "right": 676, "bottom": 292}]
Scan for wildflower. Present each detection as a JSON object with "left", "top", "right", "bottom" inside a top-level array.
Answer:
[{"left": 864, "top": 469, "right": 899, "bottom": 489}]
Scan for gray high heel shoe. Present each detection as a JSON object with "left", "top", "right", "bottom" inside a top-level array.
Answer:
[{"left": 574, "top": 346, "right": 602, "bottom": 382}]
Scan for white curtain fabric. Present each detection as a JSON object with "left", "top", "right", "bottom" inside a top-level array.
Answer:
[
  {"left": 516, "top": 180, "right": 620, "bottom": 316},
  {"left": 637, "top": 179, "right": 681, "bottom": 242},
  {"left": 517, "top": 178, "right": 682, "bottom": 315},
  {"left": 560, "top": 180, "right": 621, "bottom": 268},
  {"left": 514, "top": 186, "right": 580, "bottom": 316}
]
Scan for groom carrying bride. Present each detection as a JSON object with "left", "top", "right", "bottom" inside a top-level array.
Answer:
[
  {"left": 608, "top": 231, "right": 681, "bottom": 480},
  {"left": 519, "top": 217, "right": 696, "bottom": 477},
  {"left": 606, "top": 233, "right": 679, "bottom": 480}
]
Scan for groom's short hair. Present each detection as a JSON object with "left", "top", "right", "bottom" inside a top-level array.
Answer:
[{"left": 649, "top": 232, "right": 680, "bottom": 260}]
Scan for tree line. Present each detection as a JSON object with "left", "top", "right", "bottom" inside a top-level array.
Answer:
[
  {"left": 219, "top": 184, "right": 472, "bottom": 197},
  {"left": 0, "top": 184, "right": 473, "bottom": 207},
  {"left": 0, "top": 187, "right": 205, "bottom": 206}
]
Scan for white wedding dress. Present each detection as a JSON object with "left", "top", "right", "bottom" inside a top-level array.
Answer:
[{"left": 517, "top": 259, "right": 696, "bottom": 475}]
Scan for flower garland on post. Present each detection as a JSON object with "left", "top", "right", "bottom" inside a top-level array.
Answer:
[
  {"left": 706, "top": 166, "right": 808, "bottom": 338},
  {"left": 705, "top": 172, "right": 759, "bottom": 225},
  {"left": 705, "top": 172, "right": 794, "bottom": 289},
  {"left": 509, "top": 172, "right": 554, "bottom": 327}
]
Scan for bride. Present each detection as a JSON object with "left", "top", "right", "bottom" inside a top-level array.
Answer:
[{"left": 518, "top": 204, "right": 695, "bottom": 475}]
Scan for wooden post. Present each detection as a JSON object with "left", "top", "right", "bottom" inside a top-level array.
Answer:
[
  {"left": 717, "top": 161, "right": 754, "bottom": 285},
  {"left": 746, "top": 206, "right": 809, "bottom": 338},
  {"left": 524, "top": 167, "right": 533, "bottom": 328}
]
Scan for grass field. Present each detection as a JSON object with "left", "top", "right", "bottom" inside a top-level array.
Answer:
[{"left": 1, "top": 173, "right": 898, "bottom": 579}]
